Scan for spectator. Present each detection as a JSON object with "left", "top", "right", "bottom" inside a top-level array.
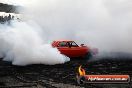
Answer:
[{"left": 8, "top": 14, "right": 11, "bottom": 21}]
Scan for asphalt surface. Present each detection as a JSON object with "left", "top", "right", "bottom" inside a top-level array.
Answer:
[{"left": 0, "top": 58, "right": 132, "bottom": 88}]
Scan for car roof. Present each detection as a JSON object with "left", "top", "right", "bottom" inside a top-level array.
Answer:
[{"left": 54, "top": 40, "right": 73, "bottom": 42}]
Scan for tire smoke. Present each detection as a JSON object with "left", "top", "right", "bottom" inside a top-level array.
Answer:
[
  {"left": 21, "top": 0, "right": 132, "bottom": 57},
  {"left": 1, "top": 0, "right": 132, "bottom": 63},
  {"left": 0, "top": 21, "right": 70, "bottom": 66}
]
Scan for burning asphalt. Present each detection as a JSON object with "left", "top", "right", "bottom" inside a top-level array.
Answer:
[{"left": 0, "top": 58, "right": 132, "bottom": 88}]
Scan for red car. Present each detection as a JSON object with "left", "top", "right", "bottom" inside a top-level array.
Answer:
[{"left": 52, "top": 40, "right": 97, "bottom": 59}]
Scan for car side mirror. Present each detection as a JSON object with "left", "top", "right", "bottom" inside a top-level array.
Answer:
[{"left": 80, "top": 44, "right": 84, "bottom": 47}]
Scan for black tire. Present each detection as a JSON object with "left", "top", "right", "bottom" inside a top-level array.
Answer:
[{"left": 84, "top": 52, "right": 92, "bottom": 60}]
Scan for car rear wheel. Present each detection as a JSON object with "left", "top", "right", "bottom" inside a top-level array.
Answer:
[{"left": 84, "top": 52, "right": 92, "bottom": 60}]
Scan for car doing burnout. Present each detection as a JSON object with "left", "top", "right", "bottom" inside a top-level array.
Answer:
[{"left": 52, "top": 40, "right": 98, "bottom": 59}]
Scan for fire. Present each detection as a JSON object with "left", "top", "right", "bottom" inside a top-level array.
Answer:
[{"left": 78, "top": 65, "right": 86, "bottom": 76}]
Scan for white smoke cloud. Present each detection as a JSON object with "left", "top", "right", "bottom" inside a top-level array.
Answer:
[
  {"left": 21, "top": 0, "right": 132, "bottom": 53},
  {"left": 0, "top": 21, "right": 70, "bottom": 66},
  {"left": 0, "top": 0, "right": 132, "bottom": 65}
]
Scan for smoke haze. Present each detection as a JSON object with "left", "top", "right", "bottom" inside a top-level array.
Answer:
[
  {"left": 0, "top": 0, "right": 132, "bottom": 65},
  {"left": 0, "top": 21, "right": 70, "bottom": 66},
  {"left": 20, "top": 0, "right": 132, "bottom": 53}
]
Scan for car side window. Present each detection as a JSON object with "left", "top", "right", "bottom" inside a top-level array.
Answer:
[
  {"left": 71, "top": 42, "right": 78, "bottom": 47},
  {"left": 59, "top": 42, "right": 67, "bottom": 47}
]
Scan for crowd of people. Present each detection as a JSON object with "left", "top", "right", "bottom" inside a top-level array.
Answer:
[
  {"left": 0, "top": 14, "right": 15, "bottom": 24},
  {"left": 0, "top": 12, "right": 21, "bottom": 24}
]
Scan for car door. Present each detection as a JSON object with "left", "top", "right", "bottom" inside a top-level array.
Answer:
[
  {"left": 57, "top": 41, "right": 88, "bottom": 57},
  {"left": 69, "top": 42, "right": 87, "bottom": 57}
]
